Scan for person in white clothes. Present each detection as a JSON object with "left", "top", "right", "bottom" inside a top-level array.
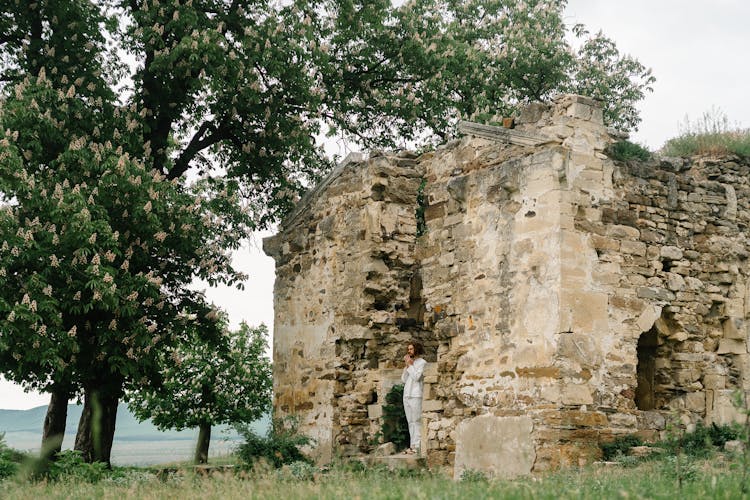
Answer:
[{"left": 401, "top": 341, "right": 426, "bottom": 454}]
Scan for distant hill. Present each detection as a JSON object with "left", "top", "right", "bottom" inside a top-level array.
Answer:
[{"left": 0, "top": 403, "right": 269, "bottom": 447}]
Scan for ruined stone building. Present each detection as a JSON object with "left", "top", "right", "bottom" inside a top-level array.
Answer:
[{"left": 263, "top": 95, "right": 750, "bottom": 478}]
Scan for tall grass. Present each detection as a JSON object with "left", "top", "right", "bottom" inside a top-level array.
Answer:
[
  {"left": 0, "top": 454, "right": 746, "bottom": 499},
  {"left": 662, "top": 107, "right": 750, "bottom": 157}
]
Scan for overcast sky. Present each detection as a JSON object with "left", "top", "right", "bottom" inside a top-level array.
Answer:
[{"left": 2, "top": 1, "right": 748, "bottom": 410}]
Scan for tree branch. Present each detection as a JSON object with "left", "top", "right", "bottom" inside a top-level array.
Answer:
[{"left": 169, "top": 121, "right": 228, "bottom": 179}]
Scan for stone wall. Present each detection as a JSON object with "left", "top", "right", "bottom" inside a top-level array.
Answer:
[
  {"left": 264, "top": 95, "right": 750, "bottom": 477},
  {"left": 263, "top": 151, "right": 426, "bottom": 461}
]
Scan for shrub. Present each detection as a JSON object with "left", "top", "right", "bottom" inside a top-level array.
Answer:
[
  {"left": 659, "top": 422, "right": 741, "bottom": 458},
  {"left": 606, "top": 140, "right": 652, "bottom": 162},
  {"left": 281, "top": 460, "right": 317, "bottom": 481},
  {"left": 601, "top": 434, "right": 643, "bottom": 461},
  {"left": 0, "top": 433, "right": 33, "bottom": 480},
  {"left": 613, "top": 453, "right": 642, "bottom": 468},
  {"left": 460, "top": 468, "right": 489, "bottom": 482},
  {"left": 47, "top": 450, "right": 109, "bottom": 483},
  {"left": 707, "top": 422, "right": 742, "bottom": 448},
  {"left": 661, "top": 108, "right": 750, "bottom": 157},
  {"left": 0, "top": 433, "right": 19, "bottom": 480},
  {"left": 235, "top": 416, "right": 314, "bottom": 468},
  {"left": 659, "top": 455, "right": 700, "bottom": 483},
  {"left": 381, "top": 384, "right": 409, "bottom": 451}
]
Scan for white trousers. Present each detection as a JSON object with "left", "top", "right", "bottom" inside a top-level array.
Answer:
[{"left": 403, "top": 396, "right": 422, "bottom": 450}]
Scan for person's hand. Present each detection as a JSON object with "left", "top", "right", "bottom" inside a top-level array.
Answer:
[{"left": 403, "top": 354, "right": 412, "bottom": 366}]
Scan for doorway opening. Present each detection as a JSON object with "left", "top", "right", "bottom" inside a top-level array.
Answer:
[{"left": 635, "top": 328, "right": 659, "bottom": 410}]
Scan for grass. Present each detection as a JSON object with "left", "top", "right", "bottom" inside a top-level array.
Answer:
[
  {"left": 606, "top": 140, "right": 652, "bottom": 162},
  {"left": 662, "top": 107, "right": 750, "bottom": 157},
  {"left": 0, "top": 453, "right": 747, "bottom": 499}
]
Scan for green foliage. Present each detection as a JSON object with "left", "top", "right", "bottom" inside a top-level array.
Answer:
[
  {"left": 381, "top": 384, "right": 409, "bottom": 451},
  {"left": 127, "top": 320, "right": 272, "bottom": 433},
  {"left": 416, "top": 179, "right": 427, "bottom": 237},
  {"left": 460, "top": 468, "right": 489, "bottom": 482},
  {"left": 613, "top": 453, "right": 643, "bottom": 468},
  {"left": 660, "top": 422, "right": 742, "bottom": 458},
  {"left": 235, "top": 416, "right": 314, "bottom": 469},
  {"left": 601, "top": 434, "right": 644, "bottom": 461},
  {"left": 1, "top": 455, "right": 750, "bottom": 498},
  {"left": 568, "top": 25, "right": 655, "bottom": 131},
  {"left": 316, "top": 0, "right": 654, "bottom": 139},
  {"left": 0, "top": 433, "right": 21, "bottom": 480},
  {"left": 46, "top": 450, "right": 108, "bottom": 483},
  {"left": 659, "top": 455, "right": 701, "bottom": 483},
  {"left": 606, "top": 140, "right": 653, "bottom": 162},
  {"left": 281, "top": 461, "right": 317, "bottom": 481},
  {"left": 707, "top": 422, "right": 743, "bottom": 448},
  {"left": 662, "top": 108, "right": 750, "bottom": 157}
]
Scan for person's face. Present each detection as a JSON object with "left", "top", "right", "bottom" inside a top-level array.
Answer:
[{"left": 407, "top": 345, "right": 415, "bottom": 357}]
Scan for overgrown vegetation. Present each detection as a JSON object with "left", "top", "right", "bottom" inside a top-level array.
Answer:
[
  {"left": 601, "top": 434, "right": 644, "bottom": 461},
  {"left": 381, "top": 384, "right": 409, "bottom": 451},
  {"left": 235, "top": 416, "right": 314, "bottom": 469},
  {"left": 606, "top": 140, "right": 653, "bottom": 162},
  {"left": 661, "top": 422, "right": 741, "bottom": 458},
  {"left": 0, "top": 453, "right": 748, "bottom": 499},
  {"left": 45, "top": 451, "right": 109, "bottom": 483},
  {"left": 1, "top": 419, "right": 750, "bottom": 497},
  {"left": 0, "top": 433, "right": 26, "bottom": 480},
  {"left": 662, "top": 108, "right": 750, "bottom": 157},
  {"left": 602, "top": 422, "right": 743, "bottom": 468},
  {"left": 416, "top": 179, "right": 427, "bottom": 237}
]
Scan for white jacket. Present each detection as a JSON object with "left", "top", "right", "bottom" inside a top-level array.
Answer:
[{"left": 401, "top": 357, "right": 427, "bottom": 398}]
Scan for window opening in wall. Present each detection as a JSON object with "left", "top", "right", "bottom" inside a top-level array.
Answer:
[{"left": 635, "top": 328, "right": 659, "bottom": 410}]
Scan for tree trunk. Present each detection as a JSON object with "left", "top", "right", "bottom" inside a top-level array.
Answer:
[
  {"left": 74, "top": 388, "right": 119, "bottom": 465},
  {"left": 40, "top": 387, "right": 70, "bottom": 461},
  {"left": 194, "top": 422, "right": 211, "bottom": 464}
]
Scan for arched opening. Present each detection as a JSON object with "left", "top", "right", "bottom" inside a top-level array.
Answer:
[{"left": 635, "top": 327, "right": 659, "bottom": 410}]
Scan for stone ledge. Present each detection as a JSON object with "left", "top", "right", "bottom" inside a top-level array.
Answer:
[{"left": 458, "top": 120, "right": 553, "bottom": 146}]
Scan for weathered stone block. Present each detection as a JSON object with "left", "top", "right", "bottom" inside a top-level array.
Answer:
[
  {"left": 702, "top": 374, "right": 726, "bottom": 390},
  {"left": 608, "top": 413, "right": 637, "bottom": 428},
  {"left": 707, "top": 390, "right": 748, "bottom": 425},
  {"left": 725, "top": 440, "right": 745, "bottom": 454},
  {"left": 636, "top": 304, "right": 662, "bottom": 332},
  {"left": 368, "top": 404, "right": 383, "bottom": 419},
  {"left": 607, "top": 225, "right": 640, "bottom": 239},
  {"left": 666, "top": 273, "right": 686, "bottom": 292},
  {"left": 560, "top": 290, "right": 609, "bottom": 334},
  {"left": 562, "top": 384, "right": 594, "bottom": 405},
  {"left": 660, "top": 246, "right": 683, "bottom": 260},
  {"left": 717, "top": 339, "right": 747, "bottom": 355},
  {"left": 723, "top": 318, "right": 747, "bottom": 340},
  {"left": 454, "top": 415, "right": 535, "bottom": 479},
  {"left": 638, "top": 411, "right": 666, "bottom": 431},
  {"left": 374, "top": 442, "right": 396, "bottom": 456},
  {"left": 620, "top": 240, "right": 647, "bottom": 256},
  {"left": 685, "top": 392, "right": 706, "bottom": 411},
  {"left": 636, "top": 287, "right": 675, "bottom": 301}
]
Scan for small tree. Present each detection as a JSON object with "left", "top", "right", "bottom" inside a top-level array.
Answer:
[
  {"left": 235, "top": 416, "right": 314, "bottom": 469},
  {"left": 128, "top": 316, "right": 272, "bottom": 464}
]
